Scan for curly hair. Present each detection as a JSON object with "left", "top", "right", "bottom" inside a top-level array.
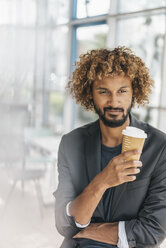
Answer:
[{"left": 67, "top": 46, "right": 154, "bottom": 111}]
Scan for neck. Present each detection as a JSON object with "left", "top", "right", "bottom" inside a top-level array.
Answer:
[{"left": 99, "top": 116, "right": 130, "bottom": 147}]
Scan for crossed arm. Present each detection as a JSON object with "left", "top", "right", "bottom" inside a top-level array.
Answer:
[
  {"left": 68, "top": 171, "right": 119, "bottom": 244},
  {"left": 73, "top": 222, "right": 118, "bottom": 245}
]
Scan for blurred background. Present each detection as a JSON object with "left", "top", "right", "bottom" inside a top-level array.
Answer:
[{"left": 0, "top": 0, "right": 166, "bottom": 247}]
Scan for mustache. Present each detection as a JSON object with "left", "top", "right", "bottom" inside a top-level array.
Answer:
[{"left": 104, "top": 107, "right": 124, "bottom": 113}]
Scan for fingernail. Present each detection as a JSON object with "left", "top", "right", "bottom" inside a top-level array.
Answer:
[
  {"left": 134, "top": 161, "right": 140, "bottom": 164},
  {"left": 134, "top": 161, "right": 142, "bottom": 166}
]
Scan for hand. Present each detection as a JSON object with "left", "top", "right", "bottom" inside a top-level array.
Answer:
[
  {"left": 73, "top": 222, "right": 118, "bottom": 245},
  {"left": 100, "top": 149, "right": 142, "bottom": 189}
]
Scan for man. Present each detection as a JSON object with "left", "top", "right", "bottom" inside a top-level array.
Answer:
[{"left": 54, "top": 47, "right": 166, "bottom": 248}]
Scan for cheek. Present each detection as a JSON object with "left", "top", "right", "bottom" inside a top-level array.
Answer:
[
  {"left": 93, "top": 95, "right": 105, "bottom": 105},
  {"left": 125, "top": 100, "right": 133, "bottom": 111},
  {"left": 123, "top": 94, "right": 132, "bottom": 103}
]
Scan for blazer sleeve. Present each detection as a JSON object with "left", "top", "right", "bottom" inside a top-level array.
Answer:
[
  {"left": 125, "top": 145, "right": 166, "bottom": 248},
  {"left": 53, "top": 135, "right": 81, "bottom": 238}
]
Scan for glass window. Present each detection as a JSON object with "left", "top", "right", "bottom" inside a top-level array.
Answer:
[
  {"left": 0, "top": 0, "right": 9, "bottom": 24},
  {"left": 77, "top": 24, "right": 109, "bottom": 56},
  {"left": 116, "top": 13, "right": 165, "bottom": 126},
  {"left": 75, "top": 24, "right": 108, "bottom": 128},
  {"left": 19, "top": 0, "right": 36, "bottom": 26},
  {"left": 48, "top": 91, "right": 64, "bottom": 132},
  {"left": 76, "top": 0, "right": 110, "bottom": 19},
  {"left": 118, "top": 0, "right": 166, "bottom": 13},
  {"left": 45, "top": 25, "right": 69, "bottom": 129},
  {"left": 47, "top": 26, "right": 69, "bottom": 91},
  {"left": 48, "top": 0, "right": 69, "bottom": 24},
  {"left": 0, "top": 27, "right": 35, "bottom": 103},
  {"left": 0, "top": 0, "right": 36, "bottom": 25}
]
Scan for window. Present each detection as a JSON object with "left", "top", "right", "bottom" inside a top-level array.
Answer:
[
  {"left": 0, "top": 0, "right": 36, "bottom": 25},
  {"left": 74, "top": 23, "right": 108, "bottom": 128},
  {"left": 77, "top": 24, "right": 108, "bottom": 55},
  {"left": 116, "top": 13, "right": 165, "bottom": 126},
  {"left": 48, "top": 0, "right": 69, "bottom": 24},
  {"left": 76, "top": 0, "right": 110, "bottom": 18},
  {"left": 118, "top": 0, "right": 166, "bottom": 13},
  {"left": 46, "top": 26, "right": 69, "bottom": 131}
]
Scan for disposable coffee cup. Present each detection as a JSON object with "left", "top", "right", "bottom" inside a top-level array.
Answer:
[{"left": 122, "top": 126, "right": 147, "bottom": 161}]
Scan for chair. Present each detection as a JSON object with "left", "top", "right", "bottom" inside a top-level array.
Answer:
[
  {"left": 3, "top": 127, "right": 57, "bottom": 218},
  {"left": 24, "top": 127, "right": 57, "bottom": 188}
]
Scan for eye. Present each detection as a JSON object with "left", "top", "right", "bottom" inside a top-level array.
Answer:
[
  {"left": 99, "top": 90, "right": 108, "bottom": 94},
  {"left": 119, "top": 90, "right": 127, "bottom": 93}
]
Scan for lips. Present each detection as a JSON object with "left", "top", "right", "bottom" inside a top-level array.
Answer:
[
  {"left": 107, "top": 110, "right": 122, "bottom": 112},
  {"left": 106, "top": 110, "right": 122, "bottom": 114}
]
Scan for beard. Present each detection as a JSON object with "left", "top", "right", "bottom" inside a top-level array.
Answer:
[{"left": 93, "top": 101, "right": 132, "bottom": 128}]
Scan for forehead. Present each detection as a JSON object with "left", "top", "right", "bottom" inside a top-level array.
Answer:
[{"left": 93, "top": 75, "right": 132, "bottom": 89}]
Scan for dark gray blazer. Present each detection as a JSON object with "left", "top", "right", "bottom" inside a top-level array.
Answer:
[{"left": 54, "top": 114, "right": 166, "bottom": 248}]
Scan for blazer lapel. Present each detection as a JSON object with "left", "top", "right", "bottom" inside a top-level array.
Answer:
[{"left": 85, "top": 120, "right": 105, "bottom": 219}]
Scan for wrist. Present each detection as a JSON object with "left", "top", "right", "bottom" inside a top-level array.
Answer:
[
  {"left": 94, "top": 173, "right": 109, "bottom": 191},
  {"left": 97, "top": 171, "right": 112, "bottom": 190}
]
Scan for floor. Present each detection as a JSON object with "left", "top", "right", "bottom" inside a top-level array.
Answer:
[
  {"left": 0, "top": 166, "right": 63, "bottom": 248},
  {"left": 0, "top": 166, "right": 166, "bottom": 248}
]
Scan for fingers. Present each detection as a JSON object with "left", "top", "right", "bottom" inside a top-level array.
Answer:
[
  {"left": 123, "top": 161, "right": 142, "bottom": 181},
  {"left": 114, "top": 150, "right": 142, "bottom": 164},
  {"left": 123, "top": 160, "right": 142, "bottom": 169},
  {"left": 122, "top": 149, "right": 142, "bottom": 160},
  {"left": 125, "top": 167, "right": 141, "bottom": 175},
  {"left": 125, "top": 175, "right": 137, "bottom": 182},
  {"left": 106, "top": 150, "right": 143, "bottom": 187}
]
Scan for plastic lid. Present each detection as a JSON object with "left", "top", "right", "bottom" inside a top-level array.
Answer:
[{"left": 122, "top": 126, "right": 147, "bottom": 138}]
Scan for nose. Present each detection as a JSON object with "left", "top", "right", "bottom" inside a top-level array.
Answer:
[{"left": 106, "top": 93, "right": 120, "bottom": 107}]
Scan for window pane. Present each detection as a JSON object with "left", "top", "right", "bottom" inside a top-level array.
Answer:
[
  {"left": 0, "top": 0, "right": 36, "bottom": 25},
  {"left": 118, "top": 0, "right": 166, "bottom": 13},
  {"left": 48, "top": 92, "right": 64, "bottom": 132},
  {"left": 77, "top": 24, "right": 108, "bottom": 56},
  {"left": 17, "top": 0, "right": 36, "bottom": 25},
  {"left": 75, "top": 24, "right": 108, "bottom": 128},
  {"left": 0, "top": 27, "right": 35, "bottom": 103},
  {"left": 48, "top": 0, "right": 69, "bottom": 24},
  {"left": 48, "top": 26, "right": 69, "bottom": 91},
  {"left": 76, "top": 0, "right": 110, "bottom": 18},
  {"left": 46, "top": 26, "right": 69, "bottom": 130},
  {"left": 116, "top": 13, "right": 165, "bottom": 126},
  {"left": 0, "top": 0, "right": 10, "bottom": 24}
]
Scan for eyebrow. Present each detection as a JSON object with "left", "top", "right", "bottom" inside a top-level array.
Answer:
[{"left": 96, "top": 86, "right": 130, "bottom": 90}]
